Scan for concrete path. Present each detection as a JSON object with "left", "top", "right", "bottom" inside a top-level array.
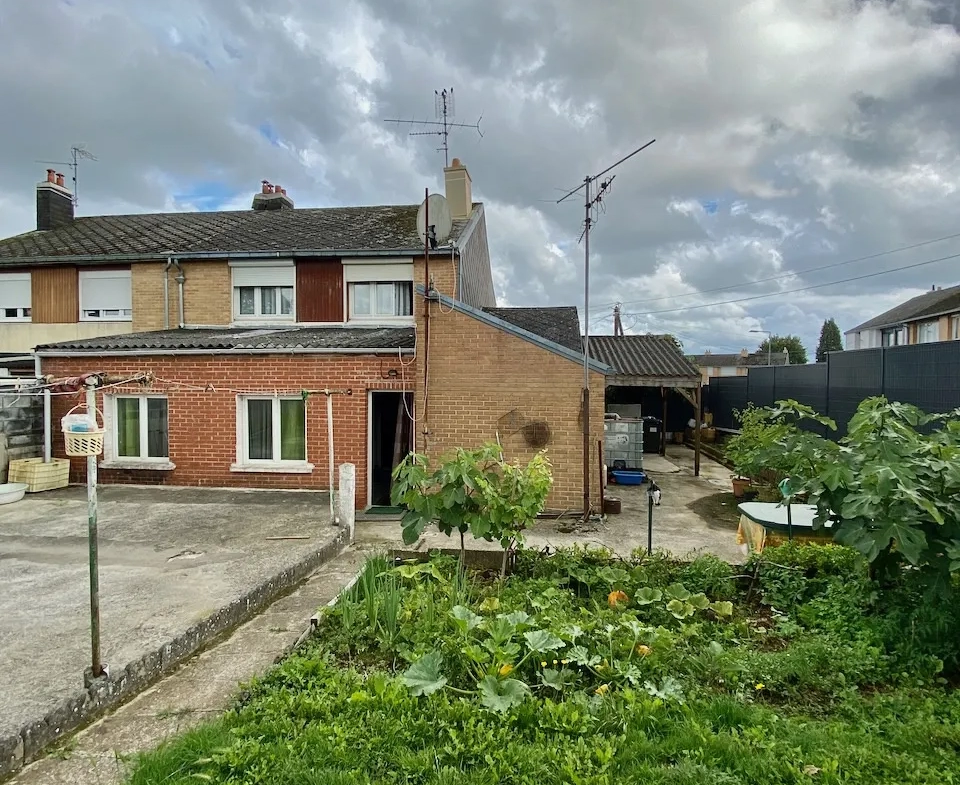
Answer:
[
  {"left": 358, "top": 446, "right": 744, "bottom": 564},
  {"left": 7, "top": 546, "right": 366, "bottom": 785},
  {"left": 0, "top": 485, "right": 336, "bottom": 744}
]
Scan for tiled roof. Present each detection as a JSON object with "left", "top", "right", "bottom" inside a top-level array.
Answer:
[
  {"left": 587, "top": 335, "right": 700, "bottom": 381},
  {"left": 689, "top": 351, "right": 789, "bottom": 368},
  {"left": 483, "top": 306, "right": 582, "bottom": 352},
  {"left": 0, "top": 204, "right": 475, "bottom": 262},
  {"left": 848, "top": 283, "right": 960, "bottom": 332},
  {"left": 34, "top": 326, "right": 416, "bottom": 354}
]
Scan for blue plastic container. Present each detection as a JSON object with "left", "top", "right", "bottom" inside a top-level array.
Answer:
[{"left": 610, "top": 470, "right": 645, "bottom": 485}]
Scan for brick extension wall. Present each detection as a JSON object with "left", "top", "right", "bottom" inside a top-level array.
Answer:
[
  {"left": 413, "top": 301, "right": 606, "bottom": 511},
  {"left": 42, "top": 355, "right": 409, "bottom": 508}
]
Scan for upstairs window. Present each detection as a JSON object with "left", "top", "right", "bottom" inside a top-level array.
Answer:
[
  {"left": 231, "top": 261, "right": 295, "bottom": 321},
  {"left": 0, "top": 273, "right": 31, "bottom": 321},
  {"left": 79, "top": 269, "right": 132, "bottom": 321},
  {"left": 951, "top": 315, "right": 959, "bottom": 340},
  {"left": 348, "top": 281, "right": 413, "bottom": 319},
  {"left": 343, "top": 262, "right": 414, "bottom": 322},
  {"left": 917, "top": 320, "right": 939, "bottom": 344},
  {"left": 881, "top": 328, "right": 904, "bottom": 347}
]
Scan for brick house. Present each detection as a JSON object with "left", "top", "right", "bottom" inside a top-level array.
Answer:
[
  {"left": 688, "top": 348, "right": 790, "bottom": 384},
  {"left": 2, "top": 162, "right": 609, "bottom": 510}
]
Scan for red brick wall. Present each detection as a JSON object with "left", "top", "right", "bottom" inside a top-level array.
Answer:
[{"left": 42, "top": 355, "right": 411, "bottom": 508}]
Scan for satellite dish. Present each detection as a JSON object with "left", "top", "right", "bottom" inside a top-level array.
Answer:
[{"left": 416, "top": 193, "right": 452, "bottom": 250}]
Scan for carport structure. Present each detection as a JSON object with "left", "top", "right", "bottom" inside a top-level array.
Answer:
[{"left": 587, "top": 335, "right": 704, "bottom": 475}]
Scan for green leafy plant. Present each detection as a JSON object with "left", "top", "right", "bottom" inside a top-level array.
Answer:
[
  {"left": 723, "top": 404, "right": 798, "bottom": 482},
  {"left": 391, "top": 443, "right": 553, "bottom": 575},
  {"left": 759, "top": 398, "right": 960, "bottom": 593}
]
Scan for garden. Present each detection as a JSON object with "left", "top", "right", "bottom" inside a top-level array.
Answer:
[{"left": 123, "top": 407, "right": 960, "bottom": 785}]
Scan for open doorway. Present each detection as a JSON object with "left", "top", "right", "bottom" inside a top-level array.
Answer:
[{"left": 368, "top": 391, "right": 414, "bottom": 510}]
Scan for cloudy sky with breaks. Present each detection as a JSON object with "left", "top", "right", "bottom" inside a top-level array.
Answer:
[{"left": 2, "top": 0, "right": 960, "bottom": 356}]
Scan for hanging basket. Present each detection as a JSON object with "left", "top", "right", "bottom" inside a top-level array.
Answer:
[{"left": 61, "top": 403, "right": 105, "bottom": 457}]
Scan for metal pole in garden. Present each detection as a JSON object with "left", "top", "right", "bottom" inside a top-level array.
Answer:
[
  {"left": 85, "top": 379, "right": 103, "bottom": 680},
  {"left": 647, "top": 486, "right": 654, "bottom": 555}
]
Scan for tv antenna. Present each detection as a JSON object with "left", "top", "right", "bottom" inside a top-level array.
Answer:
[
  {"left": 556, "top": 137, "right": 657, "bottom": 522},
  {"left": 384, "top": 88, "right": 483, "bottom": 167},
  {"left": 36, "top": 144, "right": 97, "bottom": 208}
]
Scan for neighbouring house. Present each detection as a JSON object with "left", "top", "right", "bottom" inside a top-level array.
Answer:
[
  {"left": 844, "top": 283, "right": 960, "bottom": 350},
  {"left": 1, "top": 161, "right": 610, "bottom": 510},
  {"left": 687, "top": 348, "right": 790, "bottom": 384}
]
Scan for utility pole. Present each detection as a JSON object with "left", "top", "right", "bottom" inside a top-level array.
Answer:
[
  {"left": 613, "top": 303, "right": 624, "bottom": 336},
  {"left": 557, "top": 138, "right": 656, "bottom": 522}
]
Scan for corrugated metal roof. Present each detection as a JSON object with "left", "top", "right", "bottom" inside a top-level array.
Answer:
[
  {"left": 0, "top": 204, "right": 476, "bottom": 262},
  {"left": 34, "top": 326, "right": 415, "bottom": 353},
  {"left": 587, "top": 335, "right": 700, "bottom": 381}
]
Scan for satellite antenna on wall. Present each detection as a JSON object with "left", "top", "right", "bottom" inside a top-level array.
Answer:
[
  {"left": 416, "top": 193, "right": 452, "bottom": 250},
  {"left": 36, "top": 144, "right": 97, "bottom": 208}
]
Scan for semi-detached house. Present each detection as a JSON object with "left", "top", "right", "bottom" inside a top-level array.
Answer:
[{"left": 0, "top": 162, "right": 609, "bottom": 510}]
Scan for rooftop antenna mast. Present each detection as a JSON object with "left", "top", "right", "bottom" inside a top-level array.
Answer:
[
  {"left": 557, "top": 137, "right": 657, "bottom": 522},
  {"left": 36, "top": 144, "right": 97, "bottom": 208},
  {"left": 384, "top": 88, "right": 483, "bottom": 167}
]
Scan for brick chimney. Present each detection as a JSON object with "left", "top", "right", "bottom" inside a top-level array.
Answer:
[
  {"left": 252, "top": 180, "right": 294, "bottom": 210},
  {"left": 443, "top": 158, "right": 472, "bottom": 220},
  {"left": 37, "top": 169, "right": 74, "bottom": 230}
]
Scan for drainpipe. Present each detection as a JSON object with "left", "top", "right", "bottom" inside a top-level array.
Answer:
[
  {"left": 173, "top": 260, "right": 186, "bottom": 328},
  {"left": 163, "top": 256, "right": 174, "bottom": 330},
  {"left": 34, "top": 354, "right": 51, "bottom": 463}
]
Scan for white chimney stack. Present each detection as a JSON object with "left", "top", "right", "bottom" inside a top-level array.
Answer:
[{"left": 443, "top": 157, "right": 472, "bottom": 220}]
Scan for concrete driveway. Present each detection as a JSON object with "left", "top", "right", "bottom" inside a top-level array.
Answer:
[
  {"left": 358, "top": 446, "right": 745, "bottom": 563},
  {"left": 0, "top": 485, "right": 339, "bottom": 743}
]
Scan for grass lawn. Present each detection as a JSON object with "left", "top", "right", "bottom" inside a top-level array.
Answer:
[{"left": 128, "top": 544, "right": 960, "bottom": 784}]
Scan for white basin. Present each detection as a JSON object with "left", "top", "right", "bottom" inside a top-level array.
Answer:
[{"left": 0, "top": 482, "right": 28, "bottom": 505}]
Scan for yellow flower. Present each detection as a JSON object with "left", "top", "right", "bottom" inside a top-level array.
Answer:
[
  {"left": 635, "top": 644, "right": 651, "bottom": 657},
  {"left": 541, "top": 661, "right": 547, "bottom": 668},
  {"left": 608, "top": 590, "right": 629, "bottom": 608},
  {"left": 594, "top": 683, "right": 610, "bottom": 695},
  {"left": 755, "top": 682, "right": 765, "bottom": 691},
  {"left": 552, "top": 659, "right": 558, "bottom": 666},
  {"left": 498, "top": 664, "right": 514, "bottom": 677},
  {"left": 561, "top": 659, "right": 569, "bottom": 665}
]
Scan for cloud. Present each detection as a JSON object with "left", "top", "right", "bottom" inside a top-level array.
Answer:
[{"left": 2, "top": 0, "right": 960, "bottom": 357}]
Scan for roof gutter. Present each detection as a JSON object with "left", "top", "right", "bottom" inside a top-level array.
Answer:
[
  {"left": 1, "top": 247, "right": 460, "bottom": 266},
  {"left": 35, "top": 346, "right": 416, "bottom": 358}
]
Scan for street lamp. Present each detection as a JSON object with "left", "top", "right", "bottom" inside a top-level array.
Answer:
[{"left": 750, "top": 329, "right": 772, "bottom": 366}]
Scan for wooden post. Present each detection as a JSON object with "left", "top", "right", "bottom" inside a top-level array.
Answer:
[{"left": 694, "top": 385, "right": 702, "bottom": 477}]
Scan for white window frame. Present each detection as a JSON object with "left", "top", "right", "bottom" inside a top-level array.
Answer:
[
  {"left": 917, "top": 320, "right": 939, "bottom": 344},
  {"left": 232, "top": 395, "right": 313, "bottom": 474},
  {"left": 78, "top": 269, "right": 133, "bottom": 322},
  {"left": 0, "top": 272, "right": 32, "bottom": 322},
  {"left": 101, "top": 394, "right": 174, "bottom": 469},
  {"left": 347, "top": 281, "right": 414, "bottom": 320},
  {"left": 342, "top": 261, "right": 414, "bottom": 324},
  {"left": 230, "top": 260, "right": 296, "bottom": 323},
  {"left": 951, "top": 315, "right": 959, "bottom": 340},
  {"left": 882, "top": 328, "right": 904, "bottom": 347}
]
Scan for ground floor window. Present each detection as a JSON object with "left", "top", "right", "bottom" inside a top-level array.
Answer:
[
  {"left": 112, "top": 396, "right": 169, "bottom": 460},
  {"left": 240, "top": 396, "right": 306, "bottom": 463}
]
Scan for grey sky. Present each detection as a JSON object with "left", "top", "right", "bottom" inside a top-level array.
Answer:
[{"left": 2, "top": 0, "right": 959, "bottom": 355}]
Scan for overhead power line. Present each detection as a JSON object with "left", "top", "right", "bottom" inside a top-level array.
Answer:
[
  {"left": 618, "top": 250, "right": 960, "bottom": 318},
  {"left": 594, "top": 230, "right": 960, "bottom": 311}
]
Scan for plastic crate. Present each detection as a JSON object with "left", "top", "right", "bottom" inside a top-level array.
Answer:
[{"left": 7, "top": 458, "right": 70, "bottom": 492}]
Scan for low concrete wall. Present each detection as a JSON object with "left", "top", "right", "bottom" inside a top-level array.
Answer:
[
  {"left": 0, "top": 379, "right": 43, "bottom": 484},
  {"left": 0, "top": 524, "right": 350, "bottom": 781}
]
